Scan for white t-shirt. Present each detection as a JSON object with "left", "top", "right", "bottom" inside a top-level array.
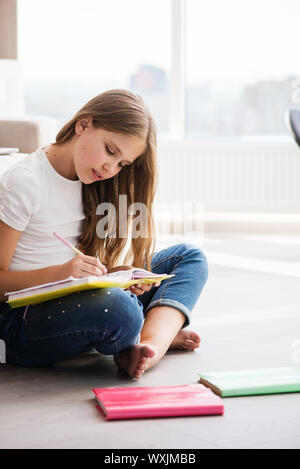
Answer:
[{"left": 0, "top": 147, "right": 85, "bottom": 270}]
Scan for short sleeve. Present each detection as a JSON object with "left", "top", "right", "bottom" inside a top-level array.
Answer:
[{"left": 0, "top": 167, "right": 41, "bottom": 231}]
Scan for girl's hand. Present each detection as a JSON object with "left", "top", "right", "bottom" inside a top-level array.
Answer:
[
  {"left": 61, "top": 254, "right": 107, "bottom": 278},
  {"left": 101, "top": 264, "right": 162, "bottom": 295},
  {"left": 127, "top": 281, "right": 161, "bottom": 296},
  {"left": 106, "top": 265, "right": 152, "bottom": 295}
]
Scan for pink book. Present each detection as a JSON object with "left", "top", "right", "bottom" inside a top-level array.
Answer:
[{"left": 92, "top": 384, "right": 224, "bottom": 420}]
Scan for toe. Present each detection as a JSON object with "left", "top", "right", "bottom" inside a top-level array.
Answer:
[
  {"left": 185, "top": 339, "right": 199, "bottom": 349},
  {"left": 134, "top": 368, "right": 144, "bottom": 379},
  {"left": 191, "top": 332, "right": 200, "bottom": 340},
  {"left": 142, "top": 345, "right": 156, "bottom": 359},
  {"left": 189, "top": 333, "right": 201, "bottom": 345}
]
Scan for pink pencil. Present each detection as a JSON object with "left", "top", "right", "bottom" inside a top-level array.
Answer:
[{"left": 53, "top": 232, "right": 83, "bottom": 255}]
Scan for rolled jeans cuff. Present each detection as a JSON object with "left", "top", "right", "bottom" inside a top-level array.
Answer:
[{"left": 144, "top": 299, "right": 191, "bottom": 328}]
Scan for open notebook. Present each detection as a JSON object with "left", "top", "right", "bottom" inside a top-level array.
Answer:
[
  {"left": 5, "top": 268, "right": 174, "bottom": 308},
  {"left": 92, "top": 384, "right": 224, "bottom": 420}
]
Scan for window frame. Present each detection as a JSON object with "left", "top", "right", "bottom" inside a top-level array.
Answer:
[{"left": 169, "top": 0, "right": 186, "bottom": 140}]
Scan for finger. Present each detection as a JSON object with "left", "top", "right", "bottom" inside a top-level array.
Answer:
[
  {"left": 81, "top": 267, "right": 106, "bottom": 277},
  {"left": 83, "top": 255, "right": 107, "bottom": 274},
  {"left": 79, "top": 260, "right": 106, "bottom": 277},
  {"left": 130, "top": 285, "right": 145, "bottom": 295},
  {"left": 136, "top": 283, "right": 150, "bottom": 292},
  {"left": 130, "top": 285, "right": 143, "bottom": 292}
]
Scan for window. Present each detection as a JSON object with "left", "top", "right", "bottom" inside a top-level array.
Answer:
[
  {"left": 18, "top": 0, "right": 171, "bottom": 135},
  {"left": 18, "top": 0, "right": 300, "bottom": 140},
  {"left": 186, "top": 0, "right": 300, "bottom": 139}
]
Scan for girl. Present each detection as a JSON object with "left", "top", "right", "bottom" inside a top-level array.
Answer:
[{"left": 0, "top": 89, "right": 208, "bottom": 379}]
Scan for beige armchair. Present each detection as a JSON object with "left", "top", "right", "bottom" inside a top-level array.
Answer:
[{"left": 0, "top": 116, "right": 58, "bottom": 154}]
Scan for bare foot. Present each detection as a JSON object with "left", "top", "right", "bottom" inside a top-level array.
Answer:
[
  {"left": 114, "top": 343, "right": 156, "bottom": 379},
  {"left": 168, "top": 329, "right": 201, "bottom": 351}
]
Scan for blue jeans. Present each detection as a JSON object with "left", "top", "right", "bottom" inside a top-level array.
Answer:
[{"left": 0, "top": 243, "right": 208, "bottom": 367}]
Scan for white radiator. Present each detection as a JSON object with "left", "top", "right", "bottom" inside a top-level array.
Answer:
[{"left": 154, "top": 139, "right": 300, "bottom": 234}]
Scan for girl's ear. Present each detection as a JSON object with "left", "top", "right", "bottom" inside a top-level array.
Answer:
[{"left": 75, "top": 116, "right": 93, "bottom": 135}]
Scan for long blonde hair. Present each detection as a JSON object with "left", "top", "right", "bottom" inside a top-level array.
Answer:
[{"left": 54, "top": 89, "right": 158, "bottom": 270}]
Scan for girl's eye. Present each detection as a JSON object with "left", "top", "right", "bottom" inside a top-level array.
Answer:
[
  {"left": 105, "top": 144, "right": 114, "bottom": 156},
  {"left": 105, "top": 144, "right": 126, "bottom": 169}
]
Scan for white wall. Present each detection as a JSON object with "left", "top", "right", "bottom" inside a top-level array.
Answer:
[{"left": 0, "top": 59, "right": 25, "bottom": 117}]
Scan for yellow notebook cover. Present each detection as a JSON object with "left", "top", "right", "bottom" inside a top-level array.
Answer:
[{"left": 5, "top": 269, "right": 174, "bottom": 309}]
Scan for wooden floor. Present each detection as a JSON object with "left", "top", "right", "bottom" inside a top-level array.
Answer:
[{"left": 1, "top": 233, "right": 300, "bottom": 449}]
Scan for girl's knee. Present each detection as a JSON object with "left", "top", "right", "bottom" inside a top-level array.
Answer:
[
  {"left": 86, "top": 287, "right": 144, "bottom": 334},
  {"left": 177, "top": 243, "right": 208, "bottom": 282},
  {"left": 109, "top": 288, "right": 144, "bottom": 332},
  {"left": 90, "top": 288, "right": 144, "bottom": 355},
  {"left": 177, "top": 242, "right": 208, "bottom": 262}
]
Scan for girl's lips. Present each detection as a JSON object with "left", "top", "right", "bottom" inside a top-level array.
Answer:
[{"left": 92, "top": 168, "right": 103, "bottom": 181}]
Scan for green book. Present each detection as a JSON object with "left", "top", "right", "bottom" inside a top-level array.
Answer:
[{"left": 198, "top": 366, "right": 300, "bottom": 397}]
